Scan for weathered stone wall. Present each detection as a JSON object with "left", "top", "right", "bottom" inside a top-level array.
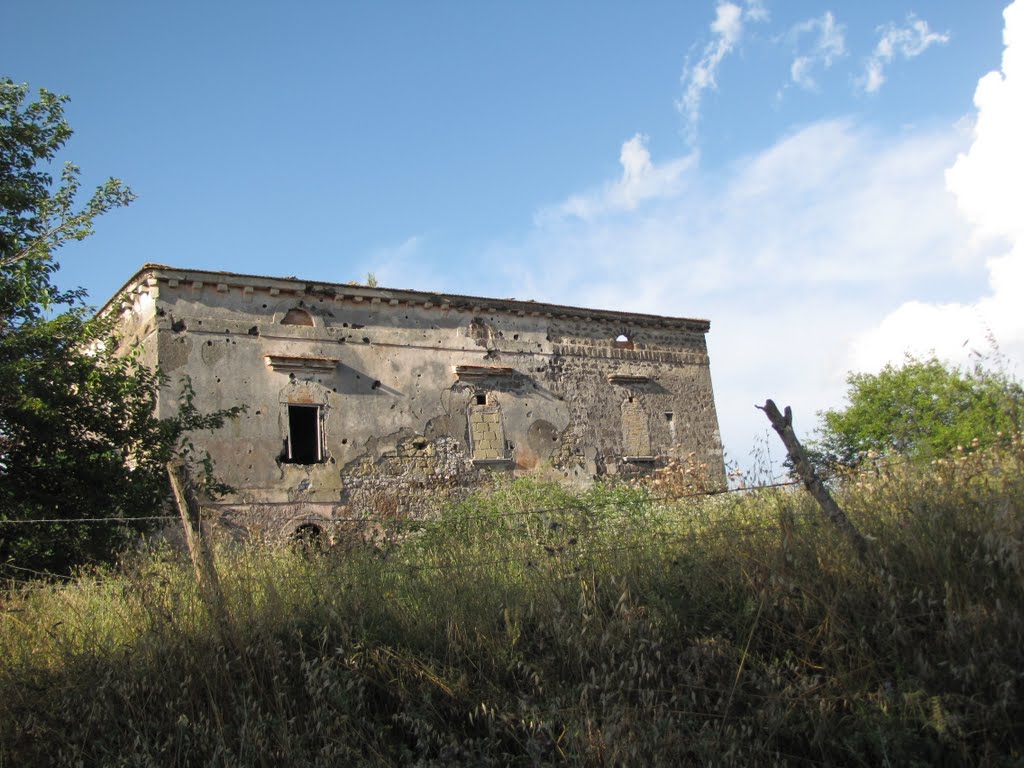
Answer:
[{"left": 109, "top": 266, "right": 725, "bottom": 542}]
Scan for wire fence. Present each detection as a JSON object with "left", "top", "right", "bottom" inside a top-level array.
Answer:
[
  {"left": 0, "top": 452, "right": 970, "bottom": 586},
  {"left": 7, "top": 446, "right": 952, "bottom": 532},
  {"left": 0, "top": 515, "right": 177, "bottom": 526},
  {"left": 0, "top": 478, "right": 805, "bottom": 528},
  {"left": 0, "top": 476, "right": 807, "bottom": 583},
  {"left": 0, "top": 513, "right": 822, "bottom": 590}
]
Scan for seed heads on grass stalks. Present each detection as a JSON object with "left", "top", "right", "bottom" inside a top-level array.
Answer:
[{"left": 1, "top": 447, "right": 1023, "bottom": 765}]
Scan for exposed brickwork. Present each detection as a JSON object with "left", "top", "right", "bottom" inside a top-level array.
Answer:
[
  {"left": 621, "top": 398, "right": 651, "bottom": 457},
  {"left": 469, "top": 405, "right": 507, "bottom": 460},
  {"left": 108, "top": 265, "right": 725, "bottom": 542}
]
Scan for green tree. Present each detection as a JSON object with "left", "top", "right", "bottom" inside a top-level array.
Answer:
[
  {"left": 0, "top": 79, "right": 240, "bottom": 575},
  {"left": 814, "top": 355, "right": 1023, "bottom": 468}
]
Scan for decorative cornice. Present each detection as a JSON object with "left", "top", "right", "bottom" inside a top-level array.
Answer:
[
  {"left": 265, "top": 355, "right": 339, "bottom": 374},
  {"left": 100, "top": 264, "right": 712, "bottom": 334},
  {"left": 607, "top": 373, "right": 652, "bottom": 384},
  {"left": 454, "top": 365, "right": 517, "bottom": 381}
]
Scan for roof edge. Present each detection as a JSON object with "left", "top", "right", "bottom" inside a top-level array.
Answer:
[{"left": 101, "top": 263, "right": 712, "bottom": 332}]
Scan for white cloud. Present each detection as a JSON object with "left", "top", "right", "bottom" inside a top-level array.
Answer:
[
  {"left": 743, "top": 0, "right": 769, "bottom": 23},
  {"left": 485, "top": 3, "right": 1020, "bottom": 467},
  {"left": 361, "top": 234, "right": 435, "bottom": 291},
  {"left": 788, "top": 12, "right": 846, "bottom": 90},
  {"left": 536, "top": 133, "right": 696, "bottom": 223},
  {"left": 946, "top": 3, "right": 1024, "bottom": 244},
  {"left": 501, "top": 117, "right": 974, "bottom": 461},
  {"left": 678, "top": 2, "right": 769, "bottom": 141},
  {"left": 862, "top": 14, "right": 950, "bottom": 93},
  {"left": 848, "top": 0, "right": 1024, "bottom": 374}
]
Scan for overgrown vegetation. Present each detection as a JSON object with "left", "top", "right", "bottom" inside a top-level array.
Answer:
[
  {"left": 814, "top": 354, "right": 1024, "bottom": 469},
  {"left": 0, "top": 79, "right": 242, "bottom": 574},
  {"left": 2, "top": 440, "right": 1023, "bottom": 766},
  {"left": 2, "top": 77, "right": 1022, "bottom": 765}
]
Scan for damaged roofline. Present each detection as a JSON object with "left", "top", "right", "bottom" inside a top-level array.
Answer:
[{"left": 100, "top": 264, "right": 712, "bottom": 333}]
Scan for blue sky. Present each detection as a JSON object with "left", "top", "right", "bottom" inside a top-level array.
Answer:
[{"left": 7, "top": 1, "right": 1022, "bottom": 471}]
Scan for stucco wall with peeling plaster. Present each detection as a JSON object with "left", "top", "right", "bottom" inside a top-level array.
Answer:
[{"left": 109, "top": 265, "right": 724, "bottom": 542}]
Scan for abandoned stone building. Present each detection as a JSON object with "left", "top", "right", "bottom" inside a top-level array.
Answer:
[{"left": 107, "top": 264, "right": 724, "bottom": 541}]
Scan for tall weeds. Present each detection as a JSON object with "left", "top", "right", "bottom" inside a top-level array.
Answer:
[{"left": 1, "top": 446, "right": 1023, "bottom": 766}]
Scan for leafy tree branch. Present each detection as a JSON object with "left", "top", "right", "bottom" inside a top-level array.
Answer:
[
  {"left": 812, "top": 354, "right": 1024, "bottom": 469},
  {"left": 0, "top": 78, "right": 240, "bottom": 574}
]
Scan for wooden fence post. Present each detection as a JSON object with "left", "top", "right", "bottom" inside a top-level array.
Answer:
[
  {"left": 167, "top": 460, "right": 231, "bottom": 634},
  {"left": 757, "top": 400, "right": 872, "bottom": 564}
]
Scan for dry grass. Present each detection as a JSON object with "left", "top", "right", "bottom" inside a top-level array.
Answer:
[{"left": 1, "top": 444, "right": 1023, "bottom": 766}]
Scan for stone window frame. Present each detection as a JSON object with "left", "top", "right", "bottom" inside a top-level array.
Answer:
[
  {"left": 664, "top": 411, "right": 676, "bottom": 443},
  {"left": 277, "top": 380, "right": 333, "bottom": 467},
  {"left": 613, "top": 332, "right": 635, "bottom": 350},
  {"left": 284, "top": 403, "right": 325, "bottom": 464},
  {"left": 467, "top": 392, "right": 513, "bottom": 465},
  {"left": 608, "top": 373, "right": 657, "bottom": 461},
  {"left": 620, "top": 395, "right": 654, "bottom": 462}
]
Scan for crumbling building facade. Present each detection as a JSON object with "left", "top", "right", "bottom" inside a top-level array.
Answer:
[{"left": 108, "top": 265, "right": 724, "bottom": 541}]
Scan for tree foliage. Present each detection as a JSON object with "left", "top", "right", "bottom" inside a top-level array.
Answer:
[
  {"left": 0, "top": 79, "right": 240, "bottom": 575},
  {"left": 815, "top": 355, "right": 1023, "bottom": 468}
]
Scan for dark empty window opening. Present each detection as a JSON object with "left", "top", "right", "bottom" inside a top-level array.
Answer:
[
  {"left": 475, "top": 393, "right": 487, "bottom": 405},
  {"left": 286, "top": 404, "right": 323, "bottom": 464},
  {"left": 613, "top": 334, "right": 634, "bottom": 350},
  {"left": 282, "top": 308, "right": 314, "bottom": 326},
  {"left": 665, "top": 412, "right": 674, "bottom": 422}
]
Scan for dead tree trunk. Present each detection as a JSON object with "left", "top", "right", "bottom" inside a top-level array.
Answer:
[
  {"left": 757, "top": 399, "right": 871, "bottom": 564},
  {"left": 167, "top": 460, "right": 231, "bottom": 634}
]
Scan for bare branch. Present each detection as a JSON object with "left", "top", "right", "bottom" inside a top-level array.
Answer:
[{"left": 758, "top": 399, "right": 871, "bottom": 564}]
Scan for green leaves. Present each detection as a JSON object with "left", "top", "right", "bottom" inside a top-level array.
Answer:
[
  {"left": 0, "top": 79, "right": 134, "bottom": 331},
  {"left": 14, "top": 164, "right": 136, "bottom": 270},
  {"left": 814, "top": 355, "right": 1024, "bottom": 468},
  {"left": 0, "top": 80, "right": 236, "bottom": 575}
]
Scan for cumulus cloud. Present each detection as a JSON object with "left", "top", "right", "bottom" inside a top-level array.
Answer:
[
  {"left": 536, "top": 134, "right": 695, "bottom": 223},
  {"left": 862, "top": 14, "right": 950, "bottom": 93},
  {"left": 847, "top": 0, "right": 1024, "bottom": 373},
  {"left": 788, "top": 12, "right": 846, "bottom": 90},
  {"left": 678, "top": 1, "right": 769, "bottom": 141},
  {"left": 946, "top": 4, "right": 1024, "bottom": 244},
  {"left": 488, "top": 2, "right": 1019, "bottom": 463},
  {"left": 502, "top": 118, "right": 974, "bottom": 459}
]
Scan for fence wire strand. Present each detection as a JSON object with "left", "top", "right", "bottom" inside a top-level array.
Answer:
[{"left": 0, "top": 457, "right": 918, "bottom": 584}]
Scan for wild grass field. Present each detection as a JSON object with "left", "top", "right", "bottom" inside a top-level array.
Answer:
[{"left": 2, "top": 442, "right": 1023, "bottom": 766}]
